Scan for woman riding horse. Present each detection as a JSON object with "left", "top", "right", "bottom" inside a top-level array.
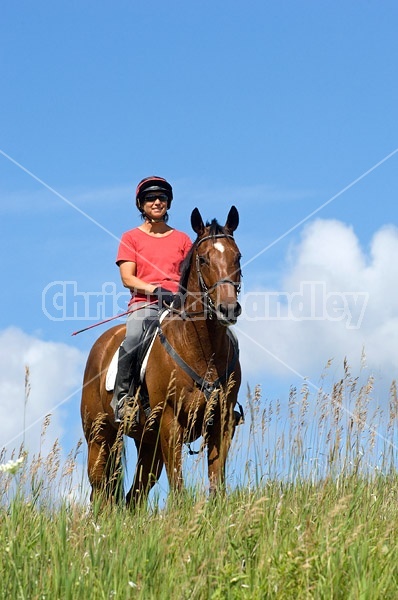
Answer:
[
  {"left": 112, "top": 176, "right": 192, "bottom": 422},
  {"left": 81, "top": 181, "right": 242, "bottom": 506}
]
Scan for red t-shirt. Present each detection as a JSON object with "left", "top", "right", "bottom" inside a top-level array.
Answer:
[{"left": 116, "top": 227, "right": 192, "bottom": 305}]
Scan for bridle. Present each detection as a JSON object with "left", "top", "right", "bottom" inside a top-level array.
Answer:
[
  {"left": 194, "top": 233, "right": 241, "bottom": 318},
  {"left": 168, "top": 232, "right": 241, "bottom": 320}
]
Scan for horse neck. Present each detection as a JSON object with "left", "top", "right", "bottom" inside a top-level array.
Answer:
[
  {"left": 178, "top": 269, "right": 229, "bottom": 357},
  {"left": 166, "top": 319, "right": 229, "bottom": 385},
  {"left": 183, "top": 264, "right": 202, "bottom": 312}
]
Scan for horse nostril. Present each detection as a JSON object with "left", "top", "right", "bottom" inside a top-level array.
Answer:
[{"left": 218, "top": 302, "right": 241, "bottom": 320}]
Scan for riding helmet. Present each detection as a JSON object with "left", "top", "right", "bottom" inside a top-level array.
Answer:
[{"left": 135, "top": 176, "right": 173, "bottom": 210}]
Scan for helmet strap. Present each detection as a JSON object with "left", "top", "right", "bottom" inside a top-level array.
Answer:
[
  {"left": 139, "top": 206, "right": 169, "bottom": 223},
  {"left": 144, "top": 215, "right": 166, "bottom": 223}
]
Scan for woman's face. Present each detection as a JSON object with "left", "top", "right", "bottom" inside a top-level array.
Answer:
[{"left": 142, "top": 192, "right": 169, "bottom": 220}]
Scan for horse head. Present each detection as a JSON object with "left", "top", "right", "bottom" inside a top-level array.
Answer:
[{"left": 190, "top": 206, "right": 242, "bottom": 326}]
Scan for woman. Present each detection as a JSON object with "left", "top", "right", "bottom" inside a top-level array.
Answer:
[{"left": 112, "top": 176, "right": 192, "bottom": 422}]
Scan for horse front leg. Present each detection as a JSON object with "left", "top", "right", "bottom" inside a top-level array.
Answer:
[
  {"left": 160, "top": 409, "right": 184, "bottom": 493},
  {"left": 207, "top": 405, "right": 235, "bottom": 494},
  {"left": 126, "top": 440, "right": 164, "bottom": 507}
]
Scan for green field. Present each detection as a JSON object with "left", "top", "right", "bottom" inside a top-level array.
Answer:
[{"left": 2, "top": 370, "right": 398, "bottom": 599}]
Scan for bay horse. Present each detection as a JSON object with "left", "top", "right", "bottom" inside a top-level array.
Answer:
[{"left": 80, "top": 206, "right": 242, "bottom": 506}]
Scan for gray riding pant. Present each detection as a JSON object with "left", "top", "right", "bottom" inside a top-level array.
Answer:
[{"left": 121, "top": 302, "right": 159, "bottom": 354}]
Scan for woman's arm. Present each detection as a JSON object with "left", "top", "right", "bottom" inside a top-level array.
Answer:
[{"left": 118, "top": 261, "right": 157, "bottom": 295}]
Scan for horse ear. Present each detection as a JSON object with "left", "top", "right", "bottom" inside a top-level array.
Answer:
[
  {"left": 191, "top": 207, "right": 205, "bottom": 235},
  {"left": 225, "top": 205, "right": 239, "bottom": 233}
]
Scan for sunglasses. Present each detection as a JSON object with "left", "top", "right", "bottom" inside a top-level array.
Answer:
[{"left": 143, "top": 193, "right": 169, "bottom": 203}]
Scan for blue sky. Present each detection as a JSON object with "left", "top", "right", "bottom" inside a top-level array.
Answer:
[{"left": 1, "top": 2, "right": 398, "bottom": 493}]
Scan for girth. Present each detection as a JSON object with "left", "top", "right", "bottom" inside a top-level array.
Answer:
[{"left": 157, "top": 326, "right": 239, "bottom": 401}]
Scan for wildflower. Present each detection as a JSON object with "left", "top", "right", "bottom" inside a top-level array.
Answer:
[{"left": 0, "top": 456, "right": 25, "bottom": 474}]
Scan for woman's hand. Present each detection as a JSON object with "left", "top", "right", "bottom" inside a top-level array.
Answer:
[{"left": 153, "top": 286, "right": 174, "bottom": 307}]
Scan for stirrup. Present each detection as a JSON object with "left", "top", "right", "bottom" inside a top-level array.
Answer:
[{"left": 114, "top": 394, "right": 134, "bottom": 423}]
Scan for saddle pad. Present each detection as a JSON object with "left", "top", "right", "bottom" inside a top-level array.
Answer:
[
  {"left": 105, "top": 309, "right": 168, "bottom": 392},
  {"left": 105, "top": 347, "right": 120, "bottom": 391}
]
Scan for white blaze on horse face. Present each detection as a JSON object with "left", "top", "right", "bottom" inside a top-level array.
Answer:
[{"left": 213, "top": 241, "right": 225, "bottom": 253}]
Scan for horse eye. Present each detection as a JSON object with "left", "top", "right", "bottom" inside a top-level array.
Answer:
[{"left": 198, "top": 255, "right": 209, "bottom": 266}]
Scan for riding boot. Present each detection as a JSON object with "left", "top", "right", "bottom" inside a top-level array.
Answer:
[{"left": 113, "top": 345, "right": 136, "bottom": 423}]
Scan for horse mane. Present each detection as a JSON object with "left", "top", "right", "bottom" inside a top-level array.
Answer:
[{"left": 176, "top": 219, "right": 226, "bottom": 301}]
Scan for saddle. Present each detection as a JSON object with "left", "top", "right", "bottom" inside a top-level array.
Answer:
[{"left": 106, "top": 310, "right": 168, "bottom": 395}]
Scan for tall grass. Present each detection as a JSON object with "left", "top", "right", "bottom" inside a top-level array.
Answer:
[{"left": 1, "top": 361, "right": 398, "bottom": 599}]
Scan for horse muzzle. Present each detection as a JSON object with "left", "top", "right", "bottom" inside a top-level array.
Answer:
[{"left": 216, "top": 301, "right": 242, "bottom": 325}]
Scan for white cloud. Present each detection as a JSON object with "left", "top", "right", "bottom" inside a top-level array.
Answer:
[
  {"left": 0, "top": 327, "right": 86, "bottom": 457},
  {"left": 237, "top": 219, "right": 398, "bottom": 387}
]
